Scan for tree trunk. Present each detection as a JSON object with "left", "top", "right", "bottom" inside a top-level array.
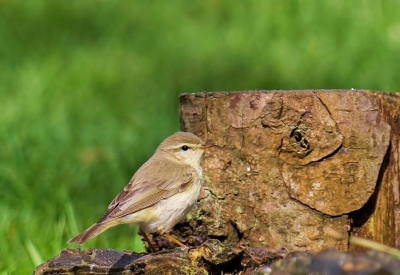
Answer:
[{"left": 177, "top": 90, "right": 399, "bottom": 251}]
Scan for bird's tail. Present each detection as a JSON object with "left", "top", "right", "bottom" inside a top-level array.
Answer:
[{"left": 68, "top": 219, "right": 120, "bottom": 245}]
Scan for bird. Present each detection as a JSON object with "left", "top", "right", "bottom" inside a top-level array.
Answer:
[{"left": 68, "top": 131, "right": 213, "bottom": 252}]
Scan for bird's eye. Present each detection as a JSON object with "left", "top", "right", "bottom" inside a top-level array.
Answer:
[{"left": 181, "top": 145, "right": 189, "bottom": 151}]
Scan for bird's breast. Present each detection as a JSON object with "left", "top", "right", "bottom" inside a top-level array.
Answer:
[{"left": 142, "top": 176, "right": 202, "bottom": 234}]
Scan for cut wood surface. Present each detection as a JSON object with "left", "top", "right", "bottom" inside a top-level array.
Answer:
[{"left": 174, "top": 90, "right": 399, "bottom": 251}]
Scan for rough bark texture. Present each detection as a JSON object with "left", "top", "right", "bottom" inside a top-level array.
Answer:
[
  {"left": 174, "top": 90, "right": 397, "bottom": 251},
  {"left": 34, "top": 240, "right": 303, "bottom": 274},
  {"left": 349, "top": 91, "right": 400, "bottom": 250},
  {"left": 34, "top": 243, "right": 400, "bottom": 274}
]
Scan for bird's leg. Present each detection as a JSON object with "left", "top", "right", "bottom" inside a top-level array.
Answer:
[
  {"left": 237, "top": 243, "right": 262, "bottom": 265},
  {"left": 139, "top": 229, "right": 157, "bottom": 253},
  {"left": 163, "top": 232, "right": 188, "bottom": 248}
]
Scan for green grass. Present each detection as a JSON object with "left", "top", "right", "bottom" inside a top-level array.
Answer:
[{"left": 1, "top": 1, "right": 400, "bottom": 273}]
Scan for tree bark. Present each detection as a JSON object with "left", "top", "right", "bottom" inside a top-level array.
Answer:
[
  {"left": 35, "top": 243, "right": 400, "bottom": 274},
  {"left": 349, "top": 91, "right": 400, "bottom": 250},
  {"left": 176, "top": 90, "right": 398, "bottom": 251}
]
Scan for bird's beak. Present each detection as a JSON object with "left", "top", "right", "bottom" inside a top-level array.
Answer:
[{"left": 199, "top": 142, "right": 215, "bottom": 150}]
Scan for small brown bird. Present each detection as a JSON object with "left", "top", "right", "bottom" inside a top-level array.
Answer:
[{"left": 68, "top": 132, "right": 213, "bottom": 251}]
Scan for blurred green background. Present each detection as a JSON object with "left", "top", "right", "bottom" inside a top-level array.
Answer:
[{"left": 1, "top": 0, "right": 400, "bottom": 273}]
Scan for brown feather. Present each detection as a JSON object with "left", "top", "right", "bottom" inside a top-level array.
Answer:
[
  {"left": 97, "top": 157, "right": 195, "bottom": 224},
  {"left": 68, "top": 219, "right": 121, "bottom": 244}
]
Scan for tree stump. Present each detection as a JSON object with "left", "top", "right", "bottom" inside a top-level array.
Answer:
[
  {"left": 173, "top": 89, "right": 399, "bottom": 251},
  {"left": 35, "top": 90, "right": 400, "bottom": 274}
]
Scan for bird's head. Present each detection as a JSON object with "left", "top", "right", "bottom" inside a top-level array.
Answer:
[{"left": 156, "top": 132, "right": 214, "bottom": 166}]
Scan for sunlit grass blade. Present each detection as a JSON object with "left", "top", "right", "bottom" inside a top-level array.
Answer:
[
  {"left": 65, "top": 203, "right": 79, "bottom": 237},
  {"left": 324, "top": 227, "right": 400, "bottom": 259},
  {"left": 25, "top": 240, "right": 43, "bottom": 267}
]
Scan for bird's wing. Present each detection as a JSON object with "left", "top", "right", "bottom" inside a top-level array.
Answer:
[{"left": 98, "top": 158, "right": 197, "bottom": 223}]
